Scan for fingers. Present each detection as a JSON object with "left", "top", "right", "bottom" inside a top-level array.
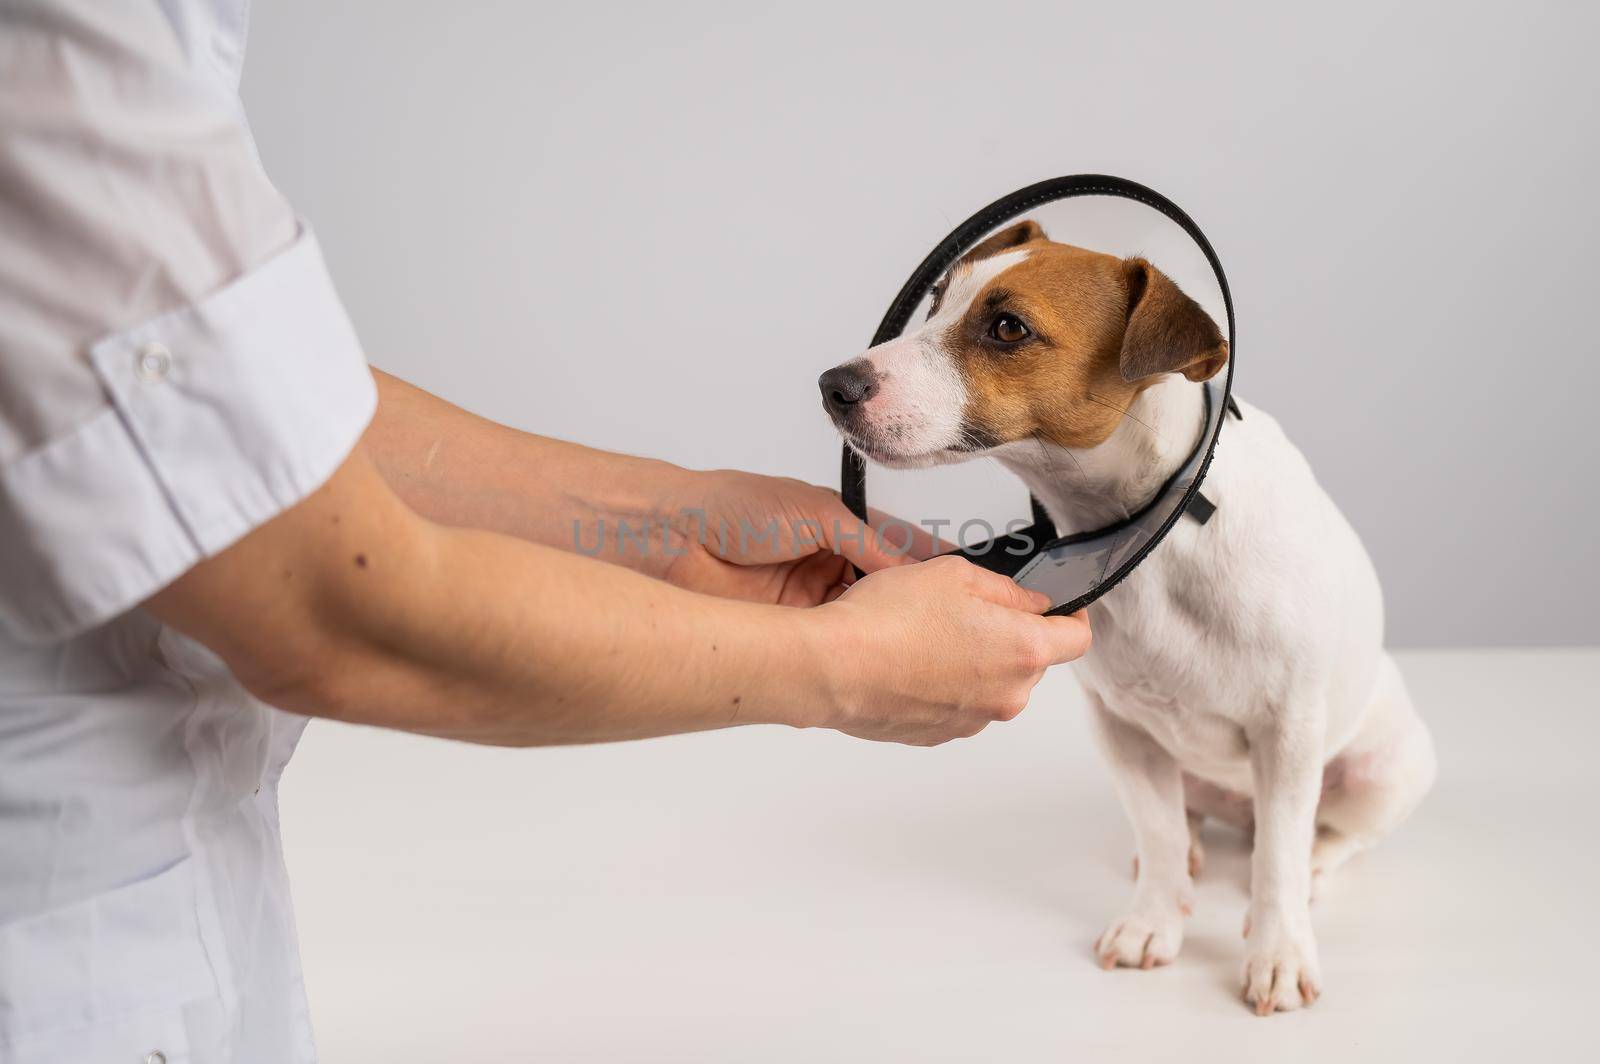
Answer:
[
  {"left": 1034, "top": 609, "right": 1093, "bottom": 665},
  {"left": 778, "top": 553, "right": 851, "bottom": 608},
  {"left": 811, "top": 489, "right": 953, "bottom": 572},
  {"left": 865, "top": 507, "right": 954, "bottom": 560},
  {"left": 824, "top": 505, "right": 954, "bottom": 573},
  {"left": 868, "top": 557, "right": 1089, "bottom": 665},
  {"left": 958, "top": 562, "right": 1051, "bottom": 614},
  {"left": 819, "top": 501, "right": 916, "bottom": 574},
  {"left": 962, "top": 565, "right": 1090, "bottom": 664}
]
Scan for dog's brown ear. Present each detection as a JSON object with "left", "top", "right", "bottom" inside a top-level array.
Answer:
[
  {"left": 959, "top": 220, "right": 1045, "bottom": 266},
  {"left": 1119, "top": 258, "right": 1228, "bottom": 383}
]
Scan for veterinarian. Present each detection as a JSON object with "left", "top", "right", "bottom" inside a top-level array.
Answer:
[{"left": 0, "top": 2, "right": 1092, "bottom": 1060}]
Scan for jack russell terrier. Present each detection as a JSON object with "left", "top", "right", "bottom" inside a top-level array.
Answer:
[{"left": 818, "top": 220, "right": 1436, "bottom": 1015}]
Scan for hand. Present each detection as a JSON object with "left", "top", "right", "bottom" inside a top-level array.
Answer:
[
  {"left": 800, "top": 555, "right": 1092, "bottom": 745},
  {"left": 362, "top": 375, "right": 934, "bottom": 607},
  {"left": 656, "top": 469, "right": 940, "bottom": 607}
]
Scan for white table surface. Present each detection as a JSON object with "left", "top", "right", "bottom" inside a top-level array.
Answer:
[{"left": 281, "top": 648, "right": 1600, "bottom": 1062}]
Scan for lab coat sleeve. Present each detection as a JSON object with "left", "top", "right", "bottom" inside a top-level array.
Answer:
[{"left": 0, "top": 0, "right": 377, "bottom": 645}]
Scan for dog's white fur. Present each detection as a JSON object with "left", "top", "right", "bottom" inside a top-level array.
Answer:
[
  {"left": 829, "top": 251, "right": 1436, "bottom": 1014},
  {"left": 851, "top": 250, "right": 1031, "bottom": 465}
]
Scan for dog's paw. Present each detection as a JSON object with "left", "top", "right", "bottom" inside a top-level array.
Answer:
[
  {"left": 1240, "top": 915, "right": 1322, "bottom": 1015},
  {"left": 1094, "top": 906, "right": 1186, "bottom": 970}
]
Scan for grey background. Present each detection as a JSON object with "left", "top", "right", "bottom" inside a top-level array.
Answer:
[{"left": 243, "top": 1, "right": 1598, "bottom": 647}]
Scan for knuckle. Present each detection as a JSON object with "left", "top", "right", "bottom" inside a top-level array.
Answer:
[
  {"left": 992, "top": 699, "right": 1024, "bottom": 722},
  {"left": 1015, "top": 632, "right": 1050, "bottom": 671},
  {"left": 946, "top": 557, "right": 983, "bottom": 584}
]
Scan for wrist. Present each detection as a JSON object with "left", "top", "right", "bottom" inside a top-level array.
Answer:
[
  {"left": 767, "top": 601, "right": 859, "bottom": 732},
  {"left": 652, "top": 465, "right": 714, "bottom": 544},
  {"left": 574, "top": 458, "right": 698, "bottom": 577}
]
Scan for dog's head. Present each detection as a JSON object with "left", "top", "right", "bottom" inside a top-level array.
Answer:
[{"left": 819, "top": 221, "right": 1227, "bottom": 467}]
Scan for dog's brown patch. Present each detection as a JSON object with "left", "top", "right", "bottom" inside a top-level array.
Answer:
[
  {"left": 958, "top": 220, "right": 1044, "bottom": 267},
  {"left": 945, "top": 232, "right": 1227, "bottom": 450},
  {"left": 1120, "top": 258, "right": 1229, "bottom": 384}
]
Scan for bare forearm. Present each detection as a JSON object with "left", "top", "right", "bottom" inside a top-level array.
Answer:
[
  {"left": 365, "top": 369, "right": 690, "bottom": 573},
  {"left": 148, "top": 450, "right": 834, "bottom": 746},
  {"left": 314, "top": 529, "right": 831, "bottom": 745}
]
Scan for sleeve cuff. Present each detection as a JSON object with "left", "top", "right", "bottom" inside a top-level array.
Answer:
[{"left": 0, "top": 225, "right": 376, "bottom": 645}]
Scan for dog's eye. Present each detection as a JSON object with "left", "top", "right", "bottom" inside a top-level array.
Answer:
[{"left": 988, "top": 313, "right": 1030, "bottom": 344}]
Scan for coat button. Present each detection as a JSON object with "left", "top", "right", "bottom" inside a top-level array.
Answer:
[
  {"left": 134, "top": 342, "right": 173, "bottom": 383},
  {"left": 144, "top": 1052, "right": 167, "bottom": 1064}
]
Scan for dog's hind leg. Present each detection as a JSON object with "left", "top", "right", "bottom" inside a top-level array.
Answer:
[
  {"left": 1186, "top": 810, "right": 1205, "bottom": 878},
  {"left": 1312, "top": 654, "right": 1436, "bottom": 894},
  {"left": 1178, "top": 774, "right": 1253, "bottom": 878},
  {"left": 1183, "top": 772, "right": 1254, "bottom": 827}
]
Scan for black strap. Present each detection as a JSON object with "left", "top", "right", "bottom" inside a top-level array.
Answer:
[{"left": 1186, "top": 491, "right": 1218, "bottom": 525}]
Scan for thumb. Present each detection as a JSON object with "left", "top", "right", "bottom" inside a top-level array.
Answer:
[
  {"left": 866, "top": 507, "right": 953, "bottom": 560},
  {"left": 1033, "top": 609, "right": 1093, "bottom": 664},
  {"left": 821, "top": 501, "right": 920, "bottom": 573}
]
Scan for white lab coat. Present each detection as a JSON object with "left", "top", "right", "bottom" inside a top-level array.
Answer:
[{"left": 0, "top": 2, "right": 375, "bottom": 1059}]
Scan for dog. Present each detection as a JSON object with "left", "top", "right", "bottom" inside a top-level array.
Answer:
[{"left": 818, "top": 220, "right": 1436, "bottom": 1014}]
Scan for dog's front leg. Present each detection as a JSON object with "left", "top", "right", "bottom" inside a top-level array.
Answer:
[
  {"left": 1088, "top": 695, "right": 1193, "bottom": 970},
  {"left": 1242, "top": 707, "right": 1324, "bottom": 1014}
]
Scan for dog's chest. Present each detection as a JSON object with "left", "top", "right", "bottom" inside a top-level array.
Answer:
[
  {"left": 1078, "top": 661, "right": 1251, "bottom": 782},
  {"left": 1073, "top": 535, "right": 1259, "bottom": 780},
  {"left": 1021, "top": 393, "right": 1377, "bottom": 782}
]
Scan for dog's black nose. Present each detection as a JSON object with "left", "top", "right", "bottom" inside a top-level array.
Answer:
[{"left": 818, "top": 361, "right": 879, "bottom": 417}]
